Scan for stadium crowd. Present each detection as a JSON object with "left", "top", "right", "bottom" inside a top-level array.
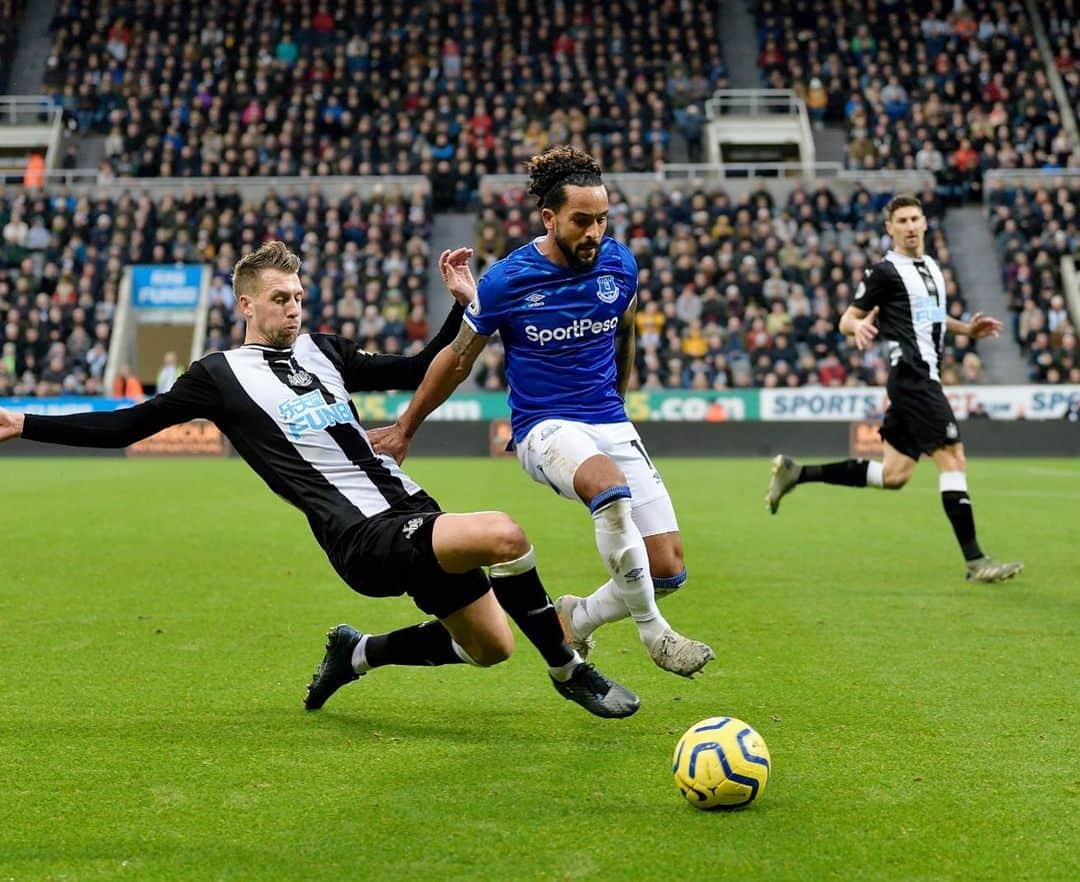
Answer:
[
  {"left": 0, "top": 183, "right": 431, "bottom": 396},
  {"left": 1042, "top": 0, "right": 1080, "bottom": 119},
  {"left": 1, "top": 1, "right": 1072, "bottom": 398},
  {"left": 473, "top": 181, "right": 983, "bottom": 391},
  {"left": 1, "top": 1, "right": 25, "bottom": 93},
  {"left": 753, "top": 0, "right": 1075, "bottom": 201},
  {"left": 44, "top": 0, "right": 726, "bottom": 206},
  {"left": 986, "top": 180, "right": 1080, "bottom": 385}
]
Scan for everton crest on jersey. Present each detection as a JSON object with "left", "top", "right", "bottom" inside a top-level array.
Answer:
[
  {"left": 464, "top": 236, "right": 639, "bottom": 442},
  {"left": 596, "top": 274, "right": 620, "bottom": 303}
]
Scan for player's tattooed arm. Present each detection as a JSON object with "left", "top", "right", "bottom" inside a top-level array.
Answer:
[
  {"left": 450, "top": 322, "right": 488, "bottom": 362},
  {"left": 370, "top": 323, "right": 490, "bottom": 461},
  {"left": 395, "top": 324, "right": 488, "bottom": 439},
  {"left": 615, "top": 296, "right": 637, "bottom": 399}
]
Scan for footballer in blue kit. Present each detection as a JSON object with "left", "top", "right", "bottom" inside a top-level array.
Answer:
[
  {"left": 371, "top": 146, "right": 714, "bottom": 678},
  {"left": 464, "top": 233, "right": 637, "bottom": 443}
]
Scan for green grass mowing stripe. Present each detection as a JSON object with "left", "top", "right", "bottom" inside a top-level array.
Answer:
[{"left": 0, "top": 457, "right": 1076, "bottom": 881}]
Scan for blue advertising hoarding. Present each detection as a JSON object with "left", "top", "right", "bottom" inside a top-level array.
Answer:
[{"left": 131, "top": 265, "right": 203, "bottom": 309}]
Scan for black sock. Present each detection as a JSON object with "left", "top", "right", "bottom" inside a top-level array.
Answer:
[
  {"left": 365, "top": 620, "right": 465, "bottom": 668},
  {"left": 797, "top": 459, "right": 870, "bottom": 487},
  {"left": 941, "top": 491, "right": 984, "bottom": 561},
  {"left": 490, "top": 568, "right": 574, "bottom": 668}
]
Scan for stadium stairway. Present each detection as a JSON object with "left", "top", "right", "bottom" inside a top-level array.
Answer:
[
  {"left": 944, "top": 205, "right": 1029, "bottom": 384},
  {"left": 6, "top": 0, "right": 54, "bottom": 93},
  {"left": 429, "top": 212, "right": 476, "bottom": 323},
  {"left": 812, "top": 125, "right": 848, "bottom": 164},
  {"left": 720, "top": 1, "right": 759, "bottom": 89},
  {"left": 72, "top": 133, "right": 106, "bottom": 169}
]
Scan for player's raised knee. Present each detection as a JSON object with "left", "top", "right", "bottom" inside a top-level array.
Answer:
[
  {"left": 649, "top": 544, "right": 684, "bottom": 580},
  {"left": 488, "top": 512, "right": 530, "bottom": 561},
  {"left": 470, "top": 633, "right": 514, "bottom": 667},
  {"left": 882, "top": 470, "right": 910, "bottom": 490}
]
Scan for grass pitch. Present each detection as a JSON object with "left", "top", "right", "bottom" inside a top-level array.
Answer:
[{"left": 1, "top": 456, "right": 1077, "bottom": 881}]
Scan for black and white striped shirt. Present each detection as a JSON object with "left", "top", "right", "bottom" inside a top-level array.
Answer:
[
  {"left": 852, "top": 250, "right": 948, "bottom": 382},
  {"left": 22, "top": 304, "right": 464, "bottom": 556}
]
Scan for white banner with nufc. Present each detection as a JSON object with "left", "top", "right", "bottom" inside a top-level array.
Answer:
[{"left": 760, "top": 385, "right": 1080, "bottom": 421}]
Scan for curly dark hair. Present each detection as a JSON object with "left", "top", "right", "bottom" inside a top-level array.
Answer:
[{"left": 525, "top": 146, "right": 604, "bottom": 211}]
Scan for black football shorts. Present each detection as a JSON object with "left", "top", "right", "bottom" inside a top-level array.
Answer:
[
  {"left": 881, "top": 365, "right": 962, "bottom": 460},
  {"left": 333, "top": 504, "right": 490, "bottom": 619}
]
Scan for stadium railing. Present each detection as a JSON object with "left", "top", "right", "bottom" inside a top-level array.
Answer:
[
  {"left": 660, "top": 164, "right": 931, "bottom": 197},
  {"left": 704, "top": 89, "right": 807, "bottom": 119},
  {"left": 0, "top": 173, "right": 430, "bottom": 201},
  {"left": 0, "top": 167, "right": 100, "bottom": 186},
  {"left": 703, "top": 89, "right": 816, "bottom": 168},
  {"left": 479, "top": 166, "right": 932, "bottom": 201},
  {"left": 984, "top": 169, "right": 1080, "bottom": 193},
  {"left": 0, "top": 95, "right": 61, "bottom": 125},
  {"left": 0, "top": 95, "right": 64, "bottom": 174}
]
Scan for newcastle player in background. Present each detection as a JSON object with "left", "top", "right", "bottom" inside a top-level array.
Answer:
[
  {"left": 370, "top": 146, "right": 714, "bottom": 677},
  {"left": 0, "top": 241, "right": 640, "bottom": 720},
  {"left": 766, "top": 195, "right": 1023, "bottom": 584}
]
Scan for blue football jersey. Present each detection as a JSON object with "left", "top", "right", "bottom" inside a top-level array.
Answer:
[{"left": 463, "top": 236, "right": 638, "bottom": 442}]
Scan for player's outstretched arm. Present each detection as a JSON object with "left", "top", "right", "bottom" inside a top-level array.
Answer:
[
  {"left": 0, "top": 407, "right": 25, "bottom": 444},
  {"left": 369, "top": 323, "right": 488, "bottom": 463},
  {"left": 341, "top": 248, "right": 477, "bottom": 392},
  {"left": 2, "top": 365, "right": 220, "bottom": 449},
  {"left": 947, "top": 312, "right": 1002, "bottom": 340},
  {"left": 341, "top": 301, "right": 465, "bottom": 392},
  {"left": 839, "top": 305, "right": 879, "bottom": 350}
]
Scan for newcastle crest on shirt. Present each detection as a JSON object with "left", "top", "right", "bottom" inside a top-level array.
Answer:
[
  {"left": 596, "top": 274, "right": 619, "bottom": 303},
  {"left": 287, "top": 368, "right": 314, "bottom": 386}
]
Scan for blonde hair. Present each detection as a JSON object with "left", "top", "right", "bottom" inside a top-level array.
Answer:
[{"left": 231, "top": 241, "right": 301, "bottom": 300}]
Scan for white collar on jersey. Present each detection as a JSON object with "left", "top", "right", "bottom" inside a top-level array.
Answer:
[
  {"left": 887, "top": 249, "right": 933, "bottom": 264},
  {"left": 241, "top": 341, "right": 298, "bottom": 353}
]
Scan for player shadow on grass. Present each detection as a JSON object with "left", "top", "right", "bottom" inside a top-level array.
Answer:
[
  {"left": 291, "top": 706, "right": 648, "bottom": 743},
  {"left": 296, "top": 709, "right": 557, "bottom": 739}
]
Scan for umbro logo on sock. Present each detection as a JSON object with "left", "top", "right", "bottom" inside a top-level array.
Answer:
[{"left": 625, "top": 567, "right": 645, "bottom": 581}]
